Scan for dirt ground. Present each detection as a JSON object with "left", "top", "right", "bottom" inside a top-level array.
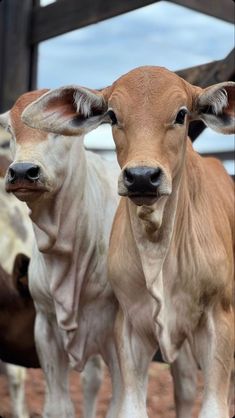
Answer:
[{"left": 0, "top": 362, "right": 234, "bottom": 418}]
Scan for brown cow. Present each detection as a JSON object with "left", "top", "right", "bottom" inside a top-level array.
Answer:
[
  {"left": 0, "top": 254, "right": 38, "bottom": 368},
  {"left": 21, "top": 66, "right": 234, "bottom": 418},
  {"left": 0, "top": 255, "right": 38, "bottom": 418}
]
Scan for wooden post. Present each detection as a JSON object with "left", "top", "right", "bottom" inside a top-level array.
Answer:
[
  {"left": 31, "top": 0, "right": 159, "bottom": 43},
  {"left": 0, "top": 0, "right": 39, "bottom": 112},
  {"left": 167, "top": 0, "right": 234, "bottom": 24}
]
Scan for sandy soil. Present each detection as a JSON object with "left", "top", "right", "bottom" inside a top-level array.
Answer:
[{"left": 0, "top": 362, "right": 234, "bottom": 418}]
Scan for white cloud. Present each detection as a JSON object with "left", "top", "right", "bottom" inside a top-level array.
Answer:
[{"left": 38, "top": 2, "right": 234, "bottom": 88}]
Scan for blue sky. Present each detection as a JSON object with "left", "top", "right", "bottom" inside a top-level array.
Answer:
[{"left": 38, "top": 1, "right": 234, "bottom": 172}]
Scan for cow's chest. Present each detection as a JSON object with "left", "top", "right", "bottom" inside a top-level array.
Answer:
[
  {"left": 110, "top": 233, "right": 228, "bottom": 362},
  {"left": 67, "top": 292, "right": 117, "bottom": 370},
  {"left": 109, "top": 242, "right": 157, "bottom": 341},
  {"left": 29, "top": 252, "right": 54, "bottom": 313},
  {"left": 156, "top": 253, "right": 231, "bottom": 360},
  {"left": 30, "top": 248, "right": 117, "bottom": 368}
]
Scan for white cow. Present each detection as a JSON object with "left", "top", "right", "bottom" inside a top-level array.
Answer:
[
  {"left": 0, "top": 90, "right": 121, "bottom": 418},
  {"left": 0, "top": 126, "right": 103, "bottom": 418}
]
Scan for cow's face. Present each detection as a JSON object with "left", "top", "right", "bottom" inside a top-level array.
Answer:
[
  {"left": 0, "top": 90, "right": 82, "bottom": 202},
  {"left": 20, "top": 67, "right": 235, "bottom": 207},
  {"left": 105, "top": 68, "right": 192, "bottom": 206}
]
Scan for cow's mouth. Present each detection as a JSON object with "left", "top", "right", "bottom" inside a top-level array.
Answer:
[
  {"left": 6, "top": 182, "right": 48, "bottom": 201},
  {"left": 128, "top": 193, "right": 159, "bottom": 206}
]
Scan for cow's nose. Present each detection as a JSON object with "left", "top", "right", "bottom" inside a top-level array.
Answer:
[
  {"left": 123, "top": 166, "right": 162, "bottom": 193},
  {"left": 8, "top": 163, "right": 40, "bottom": 183}
]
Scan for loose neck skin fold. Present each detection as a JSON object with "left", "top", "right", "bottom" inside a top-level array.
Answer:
[{"left": 28, "top": 137, "right": 87, "bottom": 254}]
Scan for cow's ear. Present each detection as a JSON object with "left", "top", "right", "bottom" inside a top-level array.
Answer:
[
  {"left": 22, "top": 86, "right": 110, "bottom": 136},
  {"left": 12, "top": 253, "right": 31, "bottom": 299},
  {"left": 0, "top": 111, "right": 10, "bottom": 130},
  {"left": 191, "top": 82, "right": 235, "bottom": 134}
]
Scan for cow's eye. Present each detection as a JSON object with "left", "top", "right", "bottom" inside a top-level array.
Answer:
[
  {"left": 0, "top": 140, "right": 10, "bottom": 149},
  {"left": 174, "top": 108, "right": 188, "bottom": 125},
  {"left": 107, "top": 110, "right": 118, "bottom": 126}
]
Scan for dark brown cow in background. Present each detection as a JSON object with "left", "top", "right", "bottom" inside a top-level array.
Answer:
[
  {"left": 0, "top": 254, "right": 38, "bottom": 368},
  {"left": 0, "top": 255, "right": 39, "bottom": 417}
]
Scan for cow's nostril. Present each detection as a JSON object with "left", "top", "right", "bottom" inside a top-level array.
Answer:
[
  {"left": 26, "top": 166, "right": 40, "bottom": 181},
  {"left": 8, "top": 168, "right": 16, "bottom": 183},
  {"left": 124, "top": 168, "right": 135, "bottom": 186},
  {"left": 150, "top": 168, "right": 162, "bottom": 186}
]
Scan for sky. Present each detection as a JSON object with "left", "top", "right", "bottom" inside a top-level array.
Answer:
[{"left": 38, "top": 0, "right": 234, "bottom": 172}]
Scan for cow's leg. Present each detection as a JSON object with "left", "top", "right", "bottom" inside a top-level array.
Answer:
[
  {"left": 170, "top": 340, "right": 197, "bottom": 418},
  {"left": 81, "top": 355, "right": 103, "bottom": 418},
  {"left": 114, "top": 308, "right": 155, "bottom": 418},
  {"left": 6, "top": 364, "right": 29, "bottom": 418},
  {"left": 101, "top": 339, "right": 122, "bottom": 418},
  {"left": 228, "top": 364, "right": 234, "bottom": 410},
  {"left": 191, "top": 306, "right": 234, "bottom": 418},
  {"left": 35, "top": 311, "right": 75, "bottom": 418}
]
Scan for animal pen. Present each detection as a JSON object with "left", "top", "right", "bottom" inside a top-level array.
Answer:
[{"left": 0, "top": 0, "right": 234, "bottom": 417}]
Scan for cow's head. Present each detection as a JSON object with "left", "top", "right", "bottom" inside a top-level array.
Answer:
[
  {"left": 20, "top": 67, "right": 235, "bottom": 206},
  {"left": 0, "top": 89, "right": 104, "bottom": 202}
]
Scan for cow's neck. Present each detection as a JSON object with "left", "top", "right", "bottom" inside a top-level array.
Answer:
[
  {"left": 173, "top": 142, "right": 200, "bottom": 239},
  {"left": 171, "top": 141, "right": 207, "bottom": 270},
  {"left": 128, "top": 156, "right": 183, "bottom": 279},
  {"left": 28, "top": 138, "right": 87, "bottom": 254}
]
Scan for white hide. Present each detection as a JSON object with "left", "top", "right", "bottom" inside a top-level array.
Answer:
[
  {"left": 0, "top": 125, "right": 115, "bottom": 418},
  {"left": 19, "top": 135, "right": 121, "bottom": 417},
  {"left": 6, "top": 364, "right": 29, "bottom": 418}
]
